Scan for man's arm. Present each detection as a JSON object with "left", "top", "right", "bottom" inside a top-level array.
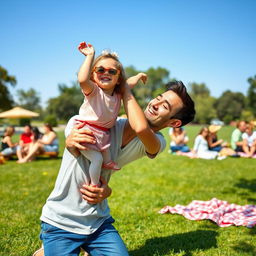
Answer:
[
  {"left": 122, "top": 84, "right": 161, "bottom": 155},
  {"left": 65, "top": 124, "right": 111, "bottom": 204}
]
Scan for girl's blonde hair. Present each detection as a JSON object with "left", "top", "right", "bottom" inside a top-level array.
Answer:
[
  {"left": 4, "top": 126, "right": 15, "bottom": 136},
  {"left": 91, "top": 51, "right": 126, "bottom": 94}
]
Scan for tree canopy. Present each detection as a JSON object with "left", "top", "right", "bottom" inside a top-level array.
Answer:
[
  {"left": 0, "top": 66, "right": 16, "bottom": 111},
  {"left": 46, "top": 82, "right": 84, "bottom": 121},
  {"left": 1, "top": 64, "right": 255, "bottom": 125}
]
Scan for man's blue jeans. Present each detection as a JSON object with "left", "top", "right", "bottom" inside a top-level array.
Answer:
[{"left": 40, "top": 217, "right": 129, "bottom": 256}]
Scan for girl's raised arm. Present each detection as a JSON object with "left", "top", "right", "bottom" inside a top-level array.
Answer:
[{"left": 77, "top": 42, "right": 96, "bottom": 95}]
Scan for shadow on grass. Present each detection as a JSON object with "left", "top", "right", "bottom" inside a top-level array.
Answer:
[
  {"left": 129, "top": 230, "right": 218, "bottom": 256},
  {"left": 235, "top": 178, "right": 256, "bottom": 193},
  {"left": 235, "top": 178, "right": 256, "bottom": 203},
  {"left": 232, "top": 241, "right": 256, "bottom": 255}
]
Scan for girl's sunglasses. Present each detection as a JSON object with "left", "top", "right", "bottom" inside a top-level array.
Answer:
[{"left": 94, "top": 66, "right": 119, "bottom": 76}]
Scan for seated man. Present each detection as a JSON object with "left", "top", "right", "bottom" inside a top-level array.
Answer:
[
  {"left": 230, "top": 121, "right": 247, "bottom": 152},
  {"left": 34, "top": 81, "right": 195, "bottom": 256}
]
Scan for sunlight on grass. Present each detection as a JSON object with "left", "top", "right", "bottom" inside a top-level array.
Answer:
[{"left": 0, "top": 126, "right": 256, "bottom": 256}]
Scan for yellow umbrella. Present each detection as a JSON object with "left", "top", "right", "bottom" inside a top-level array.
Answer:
[{"left": 0, "top": 107, "right": 39, "bottom": 119}]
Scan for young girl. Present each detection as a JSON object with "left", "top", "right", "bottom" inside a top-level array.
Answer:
[
  {"left": 75, "top": 41, "right": 146, "bottom": 187},
  {"left": 192, "top": 127, "right": 219, "bottom": 159}
]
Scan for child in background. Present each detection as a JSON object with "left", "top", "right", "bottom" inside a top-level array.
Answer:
[{"left": 75, "top": 41, "right": 146, "bottom": 187}]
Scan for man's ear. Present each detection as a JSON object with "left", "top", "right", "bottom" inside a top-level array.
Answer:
[{"left": 166, "top": 119, "right": 182, "bottom": 128}]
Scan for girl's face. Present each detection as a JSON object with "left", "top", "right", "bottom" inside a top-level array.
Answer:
[
  {"left": 92, "top": 58, "right": 120, "bottom": 95},
  {"left": 44, "top": 125, "right": 50, "bottom": 133},
  {"left": 245, "top": 126, "right": 253, "bottom": 135},
  {"left": 202, "top": 129, "right": 209, "bottom": 137}
]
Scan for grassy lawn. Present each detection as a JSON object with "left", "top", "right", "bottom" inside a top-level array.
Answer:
[{"left": 0, "top": 125, "right": 256, "bottom": 256}]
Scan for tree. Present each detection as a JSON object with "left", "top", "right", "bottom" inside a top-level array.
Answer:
[
  {"left": 0, "top": 66, "right": 16, "bottom": 111},
  {"left": 125, "top": 66, "right": 170, "bottom": 110},
  {"left": 16, "top": 88, "right": 42, "bottom": 111},
  {"left": 214, "top": 90, "right": 246, "bottom": 124},
  {"left": 193, "top": 96, "right": 216, "bottom": 124},
  {"left": 247, "top": 75, "right": 256, "bottom": 116},
  {"left": 189, "top": 82, "right": 210, "bottom": 97},
  {"left": 188, "top": 82, "right": 216, "bottom": 124},
  {"left": 46, "top": 82, "right": 84, "bottom": 121}
]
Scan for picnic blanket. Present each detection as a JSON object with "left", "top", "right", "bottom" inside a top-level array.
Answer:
[{"left": 159, "top": 198, "right": 256, "bottom": 228}]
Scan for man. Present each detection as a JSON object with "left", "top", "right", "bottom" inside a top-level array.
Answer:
[
  {"left": 35, "top": 81, "right": 195, "bottom": 256},
  {"left": 230, "top": 121, "right": 247, "bottom": 152}
]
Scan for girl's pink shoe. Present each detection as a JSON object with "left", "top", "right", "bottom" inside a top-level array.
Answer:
[{"left": 102, "top": 161, "right": 120, "bottom": 171}]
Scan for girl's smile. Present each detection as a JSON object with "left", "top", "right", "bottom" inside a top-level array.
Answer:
[{"left": 93, "top": 58, "right": 120, "bottom": 95}]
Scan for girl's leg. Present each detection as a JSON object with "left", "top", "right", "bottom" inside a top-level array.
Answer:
[
  {"left": 16, "top": 146, "right": 23, "bottom": 161},
  {"left": 249, "top": 145, "right": 256, "bottom": 157},
  {"left": 102, "top": 149, "right": 120, "bottom": 171},
  {"left": 40, "top": 222, "right": 84, "bottom": 256},
  {"left": 18, "top": 142, "right": 41, "bottom": 163},
  {"left": 102, "top": 149, "right": 111, "bottom": 164},
  {"left": 80, "top": 149, "right": 103, "bottom": 186}
]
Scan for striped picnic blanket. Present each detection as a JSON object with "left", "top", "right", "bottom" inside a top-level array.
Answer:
[{"left": 159, "top": 198, "right": 256, "bottom": 228}]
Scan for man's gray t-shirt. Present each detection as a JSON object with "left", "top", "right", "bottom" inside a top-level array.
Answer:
[{"left": 40, "top": 116, "right": 166, "bottom": 235}]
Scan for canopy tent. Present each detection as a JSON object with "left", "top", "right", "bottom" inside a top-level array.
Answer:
[{"left": 0, "top": 107, "right": 39, "bottom": 119}]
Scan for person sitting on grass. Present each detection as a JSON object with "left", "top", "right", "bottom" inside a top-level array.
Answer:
[
  {"left": 207, "top": 124, "right": 228, "bottom": 152},
  {"left": 33, "top": 81, "right": 195, "bottom": 256},
  {"left": 169, "top": 126, "right": 190, "bottom": 154},
  {"left": 18, "top": 123, "right": 58, "bottom": 163},
  {"left": 0, "top": 126, "right": 18, "bottom": 159},
  {"left": 16, "top": 124, "right": 33, "bottom": 161},
  {"left": 191, "top": 127, "right": 220, "bottom": 159},
  {"left": 241, "top": 123, "right": 256, "bottom": 158},
  {"left": 230, "top": 121, "right": 247, "bottom": 152}
]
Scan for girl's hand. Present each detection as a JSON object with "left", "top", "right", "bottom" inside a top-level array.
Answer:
[
  {"left": 138, "top": 73, "right": 147, "bottom": 84},
  {"left": 127, "top": 73, "right": 147, "bottom": 89},
  {"left": 78, "top": 41, "right": 95, "bottom": 56},
  {"left": 80, "top": 177, "right": 112, "bottom": 204}
]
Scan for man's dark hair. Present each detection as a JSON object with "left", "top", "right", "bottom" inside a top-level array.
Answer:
[{"left": 166, "top": 81, "right": 195, "bottom": 126}]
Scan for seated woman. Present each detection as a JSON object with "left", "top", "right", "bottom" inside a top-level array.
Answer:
[
  {"left": 0, "top": 126, "right": 18, "bottom": 158},
  {"left": 16, "top": 124, "right": 33, "bottom": 161},
  {"left": 207, "top": 125, "right": 227, "bottom": 152},
  {"left": 241, "top": 123, "right": 256, "bottom": 158},
  {"left": 191, "top": 127, "right": 219, "bottom": 159},
  {"left": 18, "top": 124, "right": 58, "bottom": 163},
  {"left": 169, "top": 127, "right": 190, "bottom": 153}
]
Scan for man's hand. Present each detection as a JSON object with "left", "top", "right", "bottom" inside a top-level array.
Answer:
[
  {"left": 78, "top": 41, "right": 95, "bottom": 56},
  {"left": 66, "top": 123, "right": 96, "bottom": 157},
  {"left": 80, "top": 177, "right": 112, "bottom": 204},
  {"left": 127, "top": 73, "right": 147, "bottom": 89}
]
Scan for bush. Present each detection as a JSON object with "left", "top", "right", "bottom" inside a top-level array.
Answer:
[
  {"left": 19, "top": 118, "right": 31, "bottom": 126},
  {"left": 44, "top": 115, "right": 58, "bottom": 127}
]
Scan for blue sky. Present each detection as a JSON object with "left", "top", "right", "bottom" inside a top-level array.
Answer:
[{"left": 1, "top": 0, "right": 256, "bottom": 106}]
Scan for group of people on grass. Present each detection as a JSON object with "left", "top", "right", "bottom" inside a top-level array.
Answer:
[
  {"left": 169, "top": 120, "right": 256, "bottom": 159},
  {"left": 0, "top": 123, "right": 59, "bottom": 163}
]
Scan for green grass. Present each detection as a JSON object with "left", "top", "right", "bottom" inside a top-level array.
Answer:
[{"left": 1, "top": 126, "right": 256, "bottom": 256}]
